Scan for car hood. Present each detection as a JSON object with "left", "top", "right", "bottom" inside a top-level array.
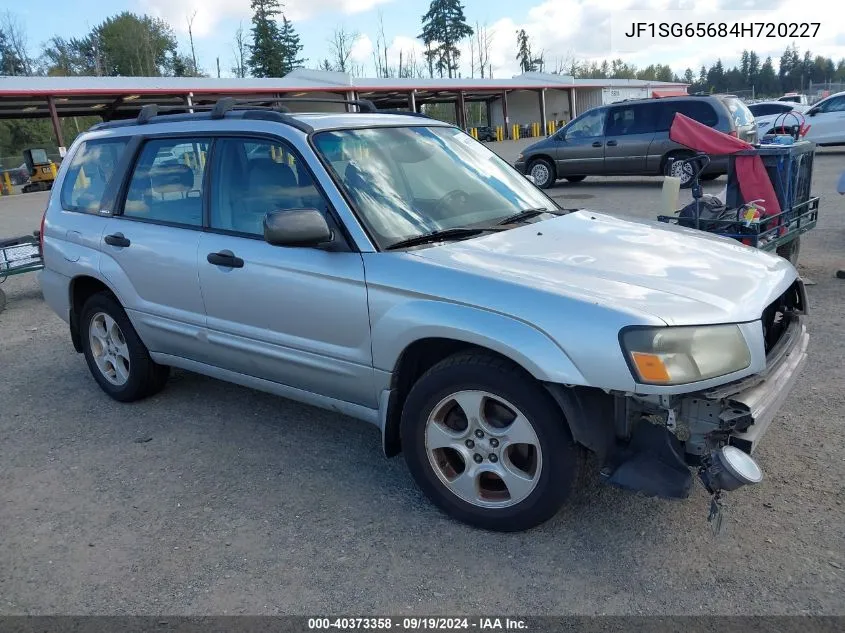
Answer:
[{"left": 410, "top": 211, "right": 797, "bottom": 326}]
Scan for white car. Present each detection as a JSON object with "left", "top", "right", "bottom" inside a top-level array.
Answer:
[
  {"left": 754, "top": 92, "right": 845, "bottom": 146},
  {"left": 749, "top": 101, "right": 809, "bottom": 138},
  {"left": 802, "top": 91, "right": 845, "bottom": 145}
]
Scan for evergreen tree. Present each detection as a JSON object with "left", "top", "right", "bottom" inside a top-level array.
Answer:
[
  {"left": 279, "top": 15, "right": 304, "bottom": 74},
  {"left": 249, "top": 0, "right": 285, "bottom": 77},
  {"left": 758, "top": 56, "right": 779, "bottom": 96},
  {"left": 419, "top": 0, "right": 473, "bottom": 78},
  {"left": 740, "top": 50, "right": 750, "bottom": 84},
  {"left": 683, "top": 68, "right": 694, "bottom": 84},
  {"left": 515, "top": 29, "right": 532, "bottom": 72},
  {"left": 748, "top": 51, "right": 760, "bottom": 87}
]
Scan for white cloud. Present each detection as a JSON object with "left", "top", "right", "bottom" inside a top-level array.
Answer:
[
  {"left": 350, "top": 33, "right": 374, "bottom": 63},
  {"left": 140, "top": 0, "right": 393, "bottom": 37}
]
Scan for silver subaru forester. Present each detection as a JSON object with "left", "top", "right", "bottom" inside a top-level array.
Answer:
[{"left": 38, "top": 99, "right": 809, "bottom": 531}]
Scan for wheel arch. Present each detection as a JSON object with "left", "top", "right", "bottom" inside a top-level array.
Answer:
[
  {"left": 374, "top": 304, "right": 588, "bottom": 457},
  {"left": 68, "top": 274, "right": 121, "bottom": 353}
]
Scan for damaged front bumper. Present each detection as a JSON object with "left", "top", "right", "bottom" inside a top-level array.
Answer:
[{"left": 605, "top": 316, "right": 809, "bottom": 502}]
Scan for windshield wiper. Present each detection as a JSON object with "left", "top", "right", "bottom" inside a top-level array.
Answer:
[
  {"left": 385, "top": 227, "right": 495, "bottom": 250},
  {"left": 495, "top": 207, "right": 558, "bottom": 226}
]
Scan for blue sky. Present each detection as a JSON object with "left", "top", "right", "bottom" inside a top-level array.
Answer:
[{"left": 10, "top": 0, "right": 844, "bottom": 80}]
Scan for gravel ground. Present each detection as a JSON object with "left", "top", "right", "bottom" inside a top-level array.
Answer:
[{"left": 0, "top": 143, "right": 843, "bottom": 616}]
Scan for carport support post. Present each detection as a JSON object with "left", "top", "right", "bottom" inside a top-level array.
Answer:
[
  {"left": 46, "top": 96, "right": 64, "bottom": 150},
  {"left": 486, "top": 100, "right": 493, "bottom": 126},
  {"left": 408, "top": 90, "right": 416, "bottom": 113},
  {"left": 456, "top": 90, "right": 466, "bottom": 129},
  {"left": 538, "top": 89, "right": 547, "bottom": 136},
  {"left": 569, "top": 87, "right": 577, "bottom": 121},
  {"left": 501, "top": 90, "right": 510, "bottom": 139}
]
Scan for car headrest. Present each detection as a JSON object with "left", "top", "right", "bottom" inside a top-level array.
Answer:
[
  {"left": 150, "top": 163, "right": 194, "bottom": 195},
  {"left": 248, "top": 159, "right": 298, "bottom": 194}
]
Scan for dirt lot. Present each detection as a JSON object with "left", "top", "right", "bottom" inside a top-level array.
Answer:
[{"left": 1, "top": 143, "right": 843, "bottom": 616}]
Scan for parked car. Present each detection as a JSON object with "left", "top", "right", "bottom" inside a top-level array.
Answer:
[
  {"left": 748, "top": 100, "right": 809, "bottom": 139},
  {"left": 796, "top": 90, "right": 845, "bottom": 145},
  {"left": 1, "top": 163, "right": 28, "bottom": 186},
  {"left": 777, "top": 93, "right": 809, "bottom": 105},
  {"left": 515, "top": 95, "right": 757, "bottom": 188},
  {"left": 39, "top": 102, "right": 807, "bottom": 531}
]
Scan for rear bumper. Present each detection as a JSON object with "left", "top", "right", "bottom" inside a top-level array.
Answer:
[{"left": 37, "top": 268, "right": 71, "bottom": 324}]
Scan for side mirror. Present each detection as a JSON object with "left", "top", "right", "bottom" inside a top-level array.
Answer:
[
  {"left": 263, "top": 208, "right": 332, "bottom": 247},
  {"left": 807, "top": 109, "right": 817, "bottom": 117}
]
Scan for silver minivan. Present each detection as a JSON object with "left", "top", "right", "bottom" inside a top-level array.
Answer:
[{"left": 39, "top": 101, "right": 806, "bottom": 531}]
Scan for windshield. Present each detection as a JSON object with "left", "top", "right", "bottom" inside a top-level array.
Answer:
[{"left": 312, "top": 126, "right": 558, "bottom": 248}]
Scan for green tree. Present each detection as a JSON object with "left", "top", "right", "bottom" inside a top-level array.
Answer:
[
  {"left": 279, "top": 15, "right": 304, "bottom": 74},
  {"left": 95, "top": 12, "right": 177, "bottom": 76},
  {"left": 748, "top": 51, "right": 760, "bottom": 88},
  {"left": 0, "top": 26, "right": 26, "bottom": 75},
  {"left": 683, "top": 68, "right": 694, "bottom": 84},
  {"left": 515, "top": 29, "right": 532, "bottom": 72},
  {"left": 419, "top": 0, "right": 473, "bottom": 78},
  {"left": 249, "top": 0, "right": 285, "bottom": 77},
  {"left": 758, "top": 56, "right": 779, "bottom": 96}
]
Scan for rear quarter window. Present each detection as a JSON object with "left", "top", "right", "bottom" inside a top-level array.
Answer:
[
  {"left": 60, "top": 139, "right": 129, "bottom": 213},
  {"left": 722, "top": 97, "right": 755, "bottom": 127}
]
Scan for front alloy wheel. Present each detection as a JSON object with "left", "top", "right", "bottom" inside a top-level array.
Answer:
[
  {"left": 400, "top": 351, "right": 580, "bottom": 531},
  {"left": 425, "top": 390, "right": 542, "bottom": 508}
]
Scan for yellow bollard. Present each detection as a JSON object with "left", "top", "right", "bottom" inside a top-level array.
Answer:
[
  {"left": 2, "top": 170, "right": 12, "bottom": 195},
  {"left": 50, "top": 162, "right": 58, "bottom": 179}
]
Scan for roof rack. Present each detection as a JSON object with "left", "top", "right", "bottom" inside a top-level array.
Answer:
[{"left": 210, "top": 96, "right": 378, "bottom": 117}]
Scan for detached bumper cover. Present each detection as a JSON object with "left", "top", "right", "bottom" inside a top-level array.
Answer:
[{"left": 724, "top": 322, "right": 809, "bottom": 453}]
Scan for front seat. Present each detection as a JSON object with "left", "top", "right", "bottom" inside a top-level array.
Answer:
[{"left": 236, "top": 159, "right": 302, "bottom": 235}]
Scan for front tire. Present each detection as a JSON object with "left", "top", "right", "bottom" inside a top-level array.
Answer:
[
  {"left": 80, "top": 292, "right": 169, "bottom": 402},
  {"left": 400, "top": 351, "right": 580, "bottom": 531},
  {"left": 528, "top": 158, "right": 556, "bottom": 189}
]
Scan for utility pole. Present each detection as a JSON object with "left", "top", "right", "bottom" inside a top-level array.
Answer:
[{"left": 216, "top": 57, "right": 221, "bottom": 78}]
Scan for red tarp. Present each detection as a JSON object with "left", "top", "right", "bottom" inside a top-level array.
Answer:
[{"left": 669, "top": 112, "right": 781, "bottom": 218}]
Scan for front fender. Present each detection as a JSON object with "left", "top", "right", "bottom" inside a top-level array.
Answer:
[{"left": 370, "top": 299, "right": 587, "bottom": 385}]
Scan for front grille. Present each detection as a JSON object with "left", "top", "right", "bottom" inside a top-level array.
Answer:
[{"left": 761, "top": 280, "right": 803, "bottom": 355}]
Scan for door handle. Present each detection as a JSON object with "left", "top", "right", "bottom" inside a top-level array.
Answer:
[
  {"left": 207, "top": 250, "right": 244, "bottom": 268},
  {"left": 104, "top": 232, "right": 130, "bottom": 247},
  {"left": 592, "top": 141, "right": 602, "bottom": 147},
  {"left": 606, "top": 140, "right": 618, "bottom": 146}
]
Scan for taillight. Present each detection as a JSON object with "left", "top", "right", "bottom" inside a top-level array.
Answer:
[{"left": 39, "top": 209, "right": 47, "bottom": 254}]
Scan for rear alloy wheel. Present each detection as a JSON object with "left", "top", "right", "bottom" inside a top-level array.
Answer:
[
  {"left": 666, "top": 154, "right": 695, "bottom": 188},
  {"left": 528, "top": 158, "right": 555, "bottom": 189},
  {"left": 401, "top": 352, "right": 580, "bottom": 531},
  {"left": 81, "top": 292, "right": 169, "bottom": 402}
]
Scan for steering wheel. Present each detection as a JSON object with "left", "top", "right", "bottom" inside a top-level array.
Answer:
[{"left": 433, "top": 189, "right": 472, "bottom": 215}]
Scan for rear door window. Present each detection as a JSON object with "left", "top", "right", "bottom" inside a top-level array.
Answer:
[
  {"left": 60, "top": 139, "right": 128, "bottom": 213},
  {"left": 606, "top": 104, "right": 655, "bottom": 135},
  {"left": 121, "top": 138, "right": 210, "bottom": 227}
]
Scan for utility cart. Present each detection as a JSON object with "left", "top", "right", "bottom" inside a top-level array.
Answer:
[
  {"left": 657, "top": 113, "right": 820, "bottom": 264},
  {"left": 0, "top": 232, "right": 43, "bottom": 310}
]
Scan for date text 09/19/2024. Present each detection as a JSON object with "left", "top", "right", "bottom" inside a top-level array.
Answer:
[{"left": 307, "top": 618, "right": 528, "bottom": 630}]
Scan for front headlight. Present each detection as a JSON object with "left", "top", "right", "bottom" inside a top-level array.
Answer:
[
  {"left": 621, "top": 324, "right": 751, "bottom": 385},
  {"left": 517, "top": 153, "right": 524, "bottom": 161}
]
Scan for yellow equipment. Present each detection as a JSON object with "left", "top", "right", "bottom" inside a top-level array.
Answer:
[{"left": 22, "top": 148, "right": 57, "bottom": 193}]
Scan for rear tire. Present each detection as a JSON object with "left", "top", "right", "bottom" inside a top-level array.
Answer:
[
  {"left": 776, "top": 236, "right": 801, "bottom": 265},
  {"left": 565, "top": 175, "right": 587, "bottom": 183},
  {"left": 664, "top": 152, "right": 695, "bottom": 189},
  {"left": 400, "top": 351, "right": 580, "bottom": 531},
  {"left": 527, "top": 158, "right": 556, "bottom": 189},
  {"left": 80, "top": 292, "right": 169, "bottom": 402}
]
